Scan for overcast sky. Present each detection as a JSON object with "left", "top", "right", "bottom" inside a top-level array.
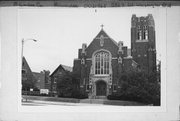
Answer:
[{"left": 18, "top": 7, "right": 166, "bottom": 73}]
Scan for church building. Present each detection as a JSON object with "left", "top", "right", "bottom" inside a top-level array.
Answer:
[{"left": 73, "top": 14, "right": 156, "bottom": 99}]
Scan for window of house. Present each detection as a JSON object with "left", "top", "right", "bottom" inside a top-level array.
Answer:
[
  {"left": 22, "top": 69, "right": 26, "bottom": 74},
  {"left": 86, "top": 84, "right": 89, "bottom": 91},
  {"left": 54, "top": 78, "right": 57, "bottom": 83},
  {"left": 95, "top": 51, "right": 110, "bottom": 75},
  {"left": 113, "top": 84, "right": 117, "bottom": 92}
]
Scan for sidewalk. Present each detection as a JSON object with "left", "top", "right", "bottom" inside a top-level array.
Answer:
[
  {"left": 22, "top": 99, "right": 104, "bottom": 106},
  {"left": 80, "top": 98, "right": 146, "bottom": 106},
  {"left": 22, "top": 96, "right": 147, "bottom": 106}
]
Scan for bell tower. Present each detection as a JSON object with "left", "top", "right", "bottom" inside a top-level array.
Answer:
[{"left": 131, "top": 14, "right": 156, "bottom": 74}]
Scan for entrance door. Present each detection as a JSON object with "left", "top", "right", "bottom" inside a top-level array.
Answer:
[{"left": 96, "top": 81, "right": 106, "bottom": 96}]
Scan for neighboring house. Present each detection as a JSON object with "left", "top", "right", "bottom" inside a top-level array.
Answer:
[
  {"left": 73, "top": 14, "right": 157, "bottom": 99},
  {"left": 22, "top": 56, "right": 36, "bottom": 91},
  {"left": 32, "top": 72, "right": 45, "bottom": 90},
  {"left": 50, "top": 64, "right": 72, "bottom": 94},
  {"left": 32, "top": 70, "right": 51, "bottom": 91}
]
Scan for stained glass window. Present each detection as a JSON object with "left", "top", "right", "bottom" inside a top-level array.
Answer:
[{"left": 95, "top": 52, "right": 110, "bottom": 75}]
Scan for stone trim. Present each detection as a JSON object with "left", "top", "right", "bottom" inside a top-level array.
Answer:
[
  {"left": 112, "top": 57, "right": 118, "bottom": 59},
  {"left": 86, "top": 58, "right": 92, "bottom": 61},
  {"left": 124, "top": 56, "right": 133, "bottom": 59},
  {"left": 136, "top": 39, "right": 148, "bottom": 42}
]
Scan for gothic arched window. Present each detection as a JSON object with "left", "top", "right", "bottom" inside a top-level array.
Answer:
[
  {"left": 143, "top": 26, "right": 148, "bottom": 40},
  {"left": 138, "top": 30, "right": 142, "bottom": 40},
  {"left": 145, "top": 30, "right": 148, "bottom": 40},
  {"left": 95, "top": 52, "right": 110, "bottom": 75},
  {"left": 137, "top": 26, "right": 142, "bottom": 40}
]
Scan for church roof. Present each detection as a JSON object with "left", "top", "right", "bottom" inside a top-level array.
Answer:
[
  {"left": 94, "top": 29, "right": 118, "bottom": 47},
  {"left": 85, "top": 28, "right": 120, "bottom": 57}
]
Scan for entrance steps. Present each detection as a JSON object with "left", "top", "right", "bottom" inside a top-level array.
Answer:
[
  {"left": 80, "top": 96, "right": 107, "bottom": 104},
  {"left": 95, "top": 96, "right": 107, "bottom": 99}
]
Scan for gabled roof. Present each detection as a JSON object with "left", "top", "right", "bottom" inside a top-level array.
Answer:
[
  {"left": 22, "top": 56, "right": 37, "bottom": 81},
  {"left": 50, "top": 64, "right": 72, "bottom": 77},
  {"left": 33, "top": 72, "right": 45, "bottom": 79},
  {"left": 85, "top": 28, "right": 119, "bottom": 57},
  {"left": 22, "top": 56, "right": 33, "bottom": 73},
  {"left": 93, "top": 29, "right": 118, "bottom": 46},
  {"left": 61, "top": 64, "right": 72, "bottom": 72},
  {"left": 32, "top": 72, "right": 45, "bottom": 82}
]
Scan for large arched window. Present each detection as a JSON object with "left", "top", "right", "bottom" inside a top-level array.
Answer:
[{"left": 95, "top": 51, "right": 110, "bottom": 75}]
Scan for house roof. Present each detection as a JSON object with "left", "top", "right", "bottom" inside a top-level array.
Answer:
[
  {"left": 22, "top": 56, "right": 37, "bottom": 81},
  {"left": 50, "top": 64, "right": 72, "bottom": 77},
  {"left": 22, "top": 56, "right": 33, "bottom": 73},
  {"left": 61, "top": 64, "right": 73, "bottom": 72},
  {"left": 32, "top": 72, "right": 45, "bottom": 82}
]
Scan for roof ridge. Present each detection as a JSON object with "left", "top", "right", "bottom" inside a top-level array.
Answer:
[
  {"left": 61, "top": 64, "right": 72, "bottom": 68},
  {"left": 61, "top": 64, "right": 72, "bottom": 72}
]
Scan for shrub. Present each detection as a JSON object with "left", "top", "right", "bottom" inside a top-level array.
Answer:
[
  {"left": 56, "top": 71, "right": 87, "bottom": 99},
  {"left": 109, "top": 71, "right": 160, "bottom": 105}
]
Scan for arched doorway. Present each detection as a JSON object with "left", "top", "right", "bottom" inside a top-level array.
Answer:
[{"left": 96, "top": 81, "right": 106, "bottom": 96}]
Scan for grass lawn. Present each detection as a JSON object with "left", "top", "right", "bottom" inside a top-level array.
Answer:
[{"left": 22, "top": 95, "right": 80, "bottom": 103}]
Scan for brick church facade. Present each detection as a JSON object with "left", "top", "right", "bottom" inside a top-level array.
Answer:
[{"left": 73, "top": 14, "right": 156, "bottom": 99}]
